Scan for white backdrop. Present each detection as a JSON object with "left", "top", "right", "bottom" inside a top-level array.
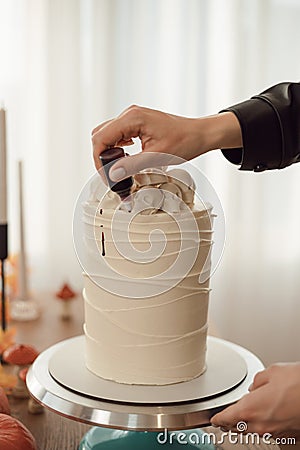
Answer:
[{"left": 0, "top": 0, "right": 299, "bottom": 366}]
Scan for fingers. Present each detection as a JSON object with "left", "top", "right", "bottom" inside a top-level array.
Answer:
[
  {"left": 92, "top": 121, "right": 126, "bottom": 170},
  {"left": 248, "top": 369, "right": 270, "bottom": 392},
  {"left": 92, "top": 106, "right": 144, "bottom": 170},
  {"left": 210, "top": 385, "right": 271, "bottom": 434},
  {"left": 91, "top": 119, "right": 112, "bottom": 136},
  {"left": 92, "top": 121, "right": 135, "bottom": 148},
  {"left": 210, "top": 389, "right": 261, "bottom": 430},
  {"left": 108, "top": 152, "right": 180, "bottom": 182},
  {"left": 211, "top": 364, "right": 300, "bottom": 438},
  {"left": 210, "top": 373, "right": 269, "bottom": 428},
  {"left": 251, "top": 368, "right": 271, "bottom": 391},
  {"left": 211, "top": 401, "right": 245, "bottom": 430}
]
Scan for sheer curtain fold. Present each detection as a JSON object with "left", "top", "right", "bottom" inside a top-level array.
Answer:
[{"left": 0, "top": 0, "right": 299, "bottom": 364}]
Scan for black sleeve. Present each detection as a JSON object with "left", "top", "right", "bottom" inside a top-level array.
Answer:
[{"left": 220, "top": 82, "right": 300, "bottom": 171}]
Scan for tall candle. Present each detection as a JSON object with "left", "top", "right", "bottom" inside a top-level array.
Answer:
[
  {"left": 0, "top": 108, "right": 7, "bottom": 224},
  {"left": 18, "top": 161, "right": 28, "bottom": 300}
]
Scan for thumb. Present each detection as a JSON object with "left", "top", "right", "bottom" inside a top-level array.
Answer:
[
  {"left": 251, "top": 369, "right": 270, "bottom": 391},
  {"left": 109, "top": 152, "right": 182, "bottom": 182}
]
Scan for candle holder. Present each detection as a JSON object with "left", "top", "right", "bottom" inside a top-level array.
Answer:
[
  {"left": 9, "top": 162, "right": 39, "bottom": 322},
  {"left": 10, "top": 298, "right": 39, "bottom": 322},
  {"left": 0, "top": 107, "right": 8, "bottom": 333},
  {"left": 0, "top": 225, "right": 8, "bottom": 332}
]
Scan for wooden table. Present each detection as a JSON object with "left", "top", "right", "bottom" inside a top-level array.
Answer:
[
  {"left": 8, "top": 294, "right": 91, "bottom": 450},
  {"left": 5, "top": 294, "right": 300, "bottom": 450}
]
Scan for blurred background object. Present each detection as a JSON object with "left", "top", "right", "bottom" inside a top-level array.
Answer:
[
  {"left": 10, "top": 161, "right": 39, "bottom": 321},
  {"left": 55, "top": 282, "right": 77, "bottom": 320},
  {"left": 0, "top": 0, "right": 299, "bottom": 366}
]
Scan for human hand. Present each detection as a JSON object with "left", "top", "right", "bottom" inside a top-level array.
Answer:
[
  {"left": 92, "top": 105, "right": 241, "bottom": 179},
  {"left": 210, "top": 363, "right": 300, "bottom": 439}
]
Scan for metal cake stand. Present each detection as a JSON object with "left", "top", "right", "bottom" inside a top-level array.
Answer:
[{"left": 27, "top": 335, "right": 264, "bottom": 449}]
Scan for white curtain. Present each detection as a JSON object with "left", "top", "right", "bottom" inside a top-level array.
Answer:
[{"left": 0, "top": 0, "right": 299, "bottom": 366}]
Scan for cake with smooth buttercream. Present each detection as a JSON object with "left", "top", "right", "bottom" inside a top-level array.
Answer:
[{"left": 82, "top": 168, "right": 214, "bottom": 385}]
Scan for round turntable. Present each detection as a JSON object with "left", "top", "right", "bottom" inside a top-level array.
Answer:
[{"left": 27, "top": 335, "right": 264, "bottom": 449}]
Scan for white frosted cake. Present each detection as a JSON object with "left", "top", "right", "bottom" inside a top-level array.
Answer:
[{"left": 82, "top": 168, "right": 214, "bottom": 385}]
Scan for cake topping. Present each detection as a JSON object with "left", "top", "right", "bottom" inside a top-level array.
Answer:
[
  {"left": 131, "top": 186, "right": 164, "bottom": 215},
  {"left": 160, "top": 189, "right": 183, "bottom": 213},
  {"left": 159, "top": 182, "right": 183, "bottom": 197},
  {"left": 131, "top": 168, "right": 195, "bottom": 214},
  {"left": 166, "top": 168, "right": 195, "bottom": 191},
  {"left": 98, "top": 190, "right": 121, "bottom": 209},
  {"left": 134, "top": 169, "right": 168, "bottom": 188},
  {"left": 92, "top": 167, "right": 196, "bottom": 215}
]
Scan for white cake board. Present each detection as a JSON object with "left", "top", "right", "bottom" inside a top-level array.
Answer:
[{"left": 48, "top": 335, "right": 247, "bottom": 404}]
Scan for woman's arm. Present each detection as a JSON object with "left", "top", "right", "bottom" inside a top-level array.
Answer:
[
  {"left": 92, "top": 107, "right": 242, "bottom": 179},
  {"left": 91, "top": 82, "right": 300, "bottom": 179}
]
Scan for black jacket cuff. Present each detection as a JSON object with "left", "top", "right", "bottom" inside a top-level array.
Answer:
[
  {"left": 220, "top": 98, "right": 283, "bottom": 172},
  {"left": 220, "top": 82, "right": 300, "bottom": 172}
]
